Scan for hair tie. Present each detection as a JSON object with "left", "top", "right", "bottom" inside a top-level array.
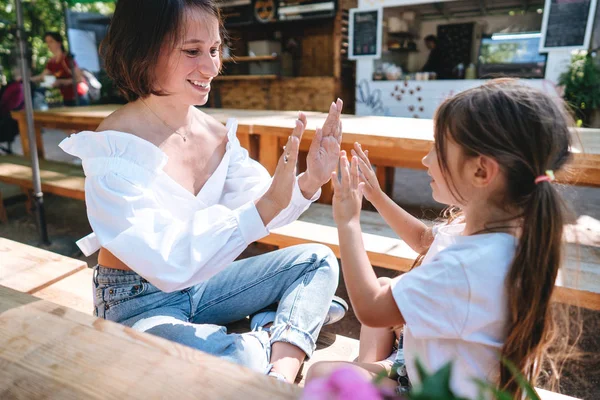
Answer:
[{"left": 534, "top": 170, "right": 555, "bottom": 185}]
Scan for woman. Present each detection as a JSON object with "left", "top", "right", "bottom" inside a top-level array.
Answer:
[
  {"left": 31, "top": 32, "right": 89, "bottom": 106},
  {"left": 59, "top": 0, "right": 345, "bottom": 383}
]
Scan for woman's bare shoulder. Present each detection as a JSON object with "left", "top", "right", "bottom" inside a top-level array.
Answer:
[
  {"left": 195, "top": 108, "right": 229, "bottom": 139},
  {"left": 96, "top": 103, "right": 144, "bottom": 135}
]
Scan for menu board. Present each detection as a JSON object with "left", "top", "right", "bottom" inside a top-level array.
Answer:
[
  {"left": 349, "top": 8, "right": 382, "bottom": 59},
  {"left": 540, "top": 0, "right": 598, "bottom": 51}
]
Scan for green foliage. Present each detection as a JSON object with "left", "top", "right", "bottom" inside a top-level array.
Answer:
[
  {"left": 558, "top": 52, "right": 600, "bottom": 126},
  {"left": 0, "top": 0, "right": 114, "bottom": 79},
  {"left": 408, "top": 360, "right": 470, "bottom": 400},
  {"left": 400, "top": 358, "right": 542, "bottom": 400}
]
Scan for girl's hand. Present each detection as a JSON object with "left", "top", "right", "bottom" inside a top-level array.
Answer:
[
  {"left": 332, "top": 151, "right": 363, "bottom": 226},
  {"left": 351, "top": 142, "right": 383, "bottom": 203},
  {"left": 305, "top": 99, "right": 344, "bottom": 187},
  {"left": 257, "top": 118, "right": 304, "bottom": 224}
]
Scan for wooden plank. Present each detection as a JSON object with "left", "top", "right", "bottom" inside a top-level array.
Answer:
[
  {"left": 34, "top": 268, "right": 94, "bottom": 315},
  {"left": 262, "top": 204, "right": 600, "bottom": 310},
  {"left": 262, "top": 204, "right": 420, "bottom": 272},
  {"left": 0, "top": 238, "right": 86, "bottom": 294},
  {"left": 215, "top": 75, "right": 278, "bottom": 81},
  {"left": 259, "top": 135, "right": 281, "bottom": 176},
  {"left": 296, "top": 331, "right": 359, "bottom": 387},
  {"left": 223, "top": 55, "right": 278, "bottom": 63},
  {"left": 0, "top": 155, "right": 85, "bottom": 200},
  {"left": 0, "top": 285, "right": 300, "bottom": 399},
  {"left": 11, "top": 107, "right": 599, "bottom": 187}
]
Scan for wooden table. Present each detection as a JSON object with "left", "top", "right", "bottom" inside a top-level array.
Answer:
[
  {"left": 0, "top": 237, "right": 87, "bottom": 294},
  {"left": 12, "top": 106, "right": 600, "bottom": 193},
  {"left": 0, "top": 285, "right": 301, "bottom": 399}
]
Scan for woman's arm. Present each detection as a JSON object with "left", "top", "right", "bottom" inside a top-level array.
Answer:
[
  {"left": 30, "top": 69, "right": 51, "bottom": 83},
  {"left": 352, "top": 143, "right": 433, "bottom": 254}
]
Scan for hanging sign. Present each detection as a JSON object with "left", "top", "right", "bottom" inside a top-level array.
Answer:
[
  {"left": 540, "top": 0, "right": 598, "bottom": 52},
  {"left": 349, "top": 7, "right": 382, "bottom": 59}
]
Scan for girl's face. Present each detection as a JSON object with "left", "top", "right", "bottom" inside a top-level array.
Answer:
[
  {"left": 153, "top": 9, "right": 221, "bottom": 106},
  {"left": 44, "top": 36, "right": 62, "bottom": 55},
  {"left": 422, "top": 137, "right": 470, "bottom": 206}
]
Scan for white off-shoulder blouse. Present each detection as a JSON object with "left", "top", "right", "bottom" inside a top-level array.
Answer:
[{"left": 59, "top": 119, "right": 320, "bottom": 292}]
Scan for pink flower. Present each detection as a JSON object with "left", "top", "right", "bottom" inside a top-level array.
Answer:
[{"left": 302, "top": 367, "right": 383, "bottom": 400}]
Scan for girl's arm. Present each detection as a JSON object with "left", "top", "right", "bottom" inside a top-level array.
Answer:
[
  {"left": 352, "top": 143, "right": 433, "bottom": 254},
  {"left": 332, "top": 153, "right": 405, "bottom": 328}
]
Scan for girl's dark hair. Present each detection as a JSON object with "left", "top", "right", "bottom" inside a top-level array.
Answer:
[
  {"left": 430, "top": 79, "right": 575, "bottom": 397},
  {"left": 44, "top": 31, "right": 66, "bottom": 53},
  {"left": 101, "top": 0, "right": 226, "bottom": 101}
]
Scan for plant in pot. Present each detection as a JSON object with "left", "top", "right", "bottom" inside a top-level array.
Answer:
[{"left": 558, "top": 52, "right": 600, "bottom": 128}]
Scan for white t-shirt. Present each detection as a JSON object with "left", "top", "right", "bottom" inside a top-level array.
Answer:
[
  {"left": 59, "top": 119, "right": 320, "bottom": 293},
  {"left": 392, "top": 223, "right": 517, "bottom": 399}
]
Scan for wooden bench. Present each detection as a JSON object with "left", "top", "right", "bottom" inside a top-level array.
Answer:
[
  {"left": 0, "top": 154, "right": 85, "bottom": 220},
  {"left": 278, "top": 204, "right": 600, "bottom": 311},
  {"left": 0, "top": 239, "right": 584, "bottom": 399},
  {"left": 1, "top": 153, "right": 598, "bottom": 310}
]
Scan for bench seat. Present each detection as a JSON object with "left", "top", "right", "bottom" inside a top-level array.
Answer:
[{"left": 1, "top": 155, "right": 598, "bottom": 310}]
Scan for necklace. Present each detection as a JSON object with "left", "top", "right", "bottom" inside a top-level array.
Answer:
[{"left": 141, "top": 99, "right": 188, "bottom": 142}]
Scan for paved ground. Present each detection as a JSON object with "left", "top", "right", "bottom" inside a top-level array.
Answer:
[{"left": 1, "top": 128, "right": 599, "bottom": 398}]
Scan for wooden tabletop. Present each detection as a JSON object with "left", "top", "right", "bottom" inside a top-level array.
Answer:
[
  {"left": 0, "top": 238, "right": 87, "bottom": 294},
  {"left": 11, "top": 105, "right": 600, "bottom": 186},
  {"left": 0, "top": 285, "right": 301, "bottom": 399}
]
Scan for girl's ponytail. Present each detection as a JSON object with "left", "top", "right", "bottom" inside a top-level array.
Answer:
[{"left": 501, "top": 179, "right": 565, "bottom": 396}]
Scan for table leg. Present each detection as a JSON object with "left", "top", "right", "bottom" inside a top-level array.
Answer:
[
  {"left": 319, "top": 182, "right": 334, "bottom": 204},
  {"left": 35, "top": 126, "right": 45, "bottom": 159},
  {"left": 238, "top": 133, "right": 251, "bottom": 156},
  {"left": 16, "top": 117, "right": 30, "bottom": 157},
  {"left": 376, "top": 166, "right": 395, "bottom": 198},
  {"left": 258, "top": 135, "right": 280, "bottom": 176},
  {"left": 0, "top": 190, "right": 7, "bottom": 223},
  {"left": 15, "top": 117, "right": 44, "bottom": 159}
]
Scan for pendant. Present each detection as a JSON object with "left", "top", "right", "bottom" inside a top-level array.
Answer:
[{"left": 183, "top": 136, "right": 187, "bottom": 142}]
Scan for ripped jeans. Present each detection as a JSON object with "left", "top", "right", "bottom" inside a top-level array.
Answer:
[{"left": 93, "top": 244, "right": 339, "bottom": 373}]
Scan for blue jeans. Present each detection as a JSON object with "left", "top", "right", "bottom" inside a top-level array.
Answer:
[{"left": 93, "top": 244, "right": 339, "bottom": 373}]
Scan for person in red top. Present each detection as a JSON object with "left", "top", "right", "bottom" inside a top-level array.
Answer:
[{"left": 32, "top": 32, "right": 89, "bottom": 106}]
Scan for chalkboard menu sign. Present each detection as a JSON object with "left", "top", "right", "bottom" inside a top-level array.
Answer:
[
  {"left": 540, "top": 0, "right": 598, "bottom": 51},
  {"left": 349, "top": 8, "right": 382, "bottom": 59}
]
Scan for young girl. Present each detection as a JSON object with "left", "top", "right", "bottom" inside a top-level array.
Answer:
[{"left": 308, "top": 80, "right": 573, "bottom": 398}]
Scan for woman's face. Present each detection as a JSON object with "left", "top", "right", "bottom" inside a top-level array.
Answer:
[
  {"left": 44, "top": 36, "right": 62, "bottom": 55},
  {"left": 153, "top": 9, "right": 221, "bottom": 106}
]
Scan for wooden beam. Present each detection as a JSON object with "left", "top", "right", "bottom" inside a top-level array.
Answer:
[{"left": 434, "top": 2, "right": 452, "bottom": 20}]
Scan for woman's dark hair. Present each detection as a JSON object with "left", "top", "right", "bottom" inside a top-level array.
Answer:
[
  {"left": 101, "top": 0, "right": 226, "bottom": 101},
  {"left": 424, "top": 34, "right": 437, "bottom": 44},
  {"left": 431, "top": 79, "right": 576, "bottom": 397},
  {"left": 44, "top": 31, "right": 66, "bottom": 53}
]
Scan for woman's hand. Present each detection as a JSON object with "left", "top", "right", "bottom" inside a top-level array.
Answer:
[
  {"left": 351, "top": 142, "right": 383, "bottom": 203},
  {"left": 304, "top": 99, "right": 343, "bottom": 187},
  {"left": 256, "top": 117, "right": 305, "bottom": 225},
  {"left": 332, "top": 151, "right": 363, "bottom": 227}
]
